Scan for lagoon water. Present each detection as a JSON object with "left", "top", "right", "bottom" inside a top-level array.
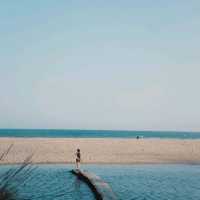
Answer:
[
  {"left": 0, "top": 164, "right": 200, "bottom": 200},
  {"left": 0, "top": 129, "right": 200, "bottom": 139}
]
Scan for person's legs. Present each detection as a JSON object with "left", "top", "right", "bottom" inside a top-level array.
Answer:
[
  {"left": 76, "top": 159, "right": 78, "bottom": 169},
  {"left": 77, "top": 161, "right": 80, "bottom": 169}
]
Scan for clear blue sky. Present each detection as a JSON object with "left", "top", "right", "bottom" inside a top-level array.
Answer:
[{"left": 0, "top": 1, "right": 200, "bottom": 131}]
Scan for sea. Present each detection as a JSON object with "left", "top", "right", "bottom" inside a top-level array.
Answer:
[
  {"left": 0, "top": 129, "right": 200, "bottom": 139},
  {"left": 0, "top": 164, "right": 199, "bottom": 200}
]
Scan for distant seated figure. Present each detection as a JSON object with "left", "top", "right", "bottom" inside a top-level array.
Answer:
[
  {"left": 136, "top": 136, "right": 139, "bottom": 139},
  {"left": 75, "top": 149, "right": 81, "bottom": 169}
]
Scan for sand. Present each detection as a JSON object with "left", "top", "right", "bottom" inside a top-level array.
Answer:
[{"left": 0, "top": 138, "right": 200, "bottom": 164}]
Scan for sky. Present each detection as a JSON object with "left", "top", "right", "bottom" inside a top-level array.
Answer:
[{"left": 0, "top": 1, "right": 200, "bottom": 131}]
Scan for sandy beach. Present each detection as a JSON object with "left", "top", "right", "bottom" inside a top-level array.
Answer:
[{"left": 0, "top": 138, "right": 200, "bottom": 164}]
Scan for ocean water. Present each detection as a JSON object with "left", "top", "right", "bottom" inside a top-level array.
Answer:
[
  {"left": 0, "top": 164, "right": 199, "bottom": 200},
  {"left": 0, "top": 129, "right": 200, "bottom": 139}
]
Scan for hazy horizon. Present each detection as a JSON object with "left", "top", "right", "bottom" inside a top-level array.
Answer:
[{"left": 1, "top": 1, "right": 200, "bottom": 132}]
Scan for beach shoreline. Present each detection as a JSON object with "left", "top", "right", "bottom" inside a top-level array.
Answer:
[{"left": 0, "top": 138, "right": 200, "bottom": 165}]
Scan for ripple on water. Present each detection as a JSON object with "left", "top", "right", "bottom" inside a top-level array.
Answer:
[
  {"left": 0, "top": 164, "right": 200, "bottom": 200},
  {"left": 82, "top": 164, "right": 200, "bottom": 200},
  {"left": 0, "top": 165, "right": 95, "bottom": 200}
]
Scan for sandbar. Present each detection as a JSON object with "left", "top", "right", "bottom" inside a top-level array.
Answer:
[{"left": 0, "top": 138, "right": 200, "bottom": 165}]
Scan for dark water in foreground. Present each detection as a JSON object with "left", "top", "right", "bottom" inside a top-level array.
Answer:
[
  {"left": 0, "top": 164, "right": 200, "bottom": 200},
  {"left": 0, "top": 129, "right": 200, "bottom": 139}
]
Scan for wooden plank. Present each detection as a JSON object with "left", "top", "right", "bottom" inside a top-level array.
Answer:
[{"left": 71, "top": 169, "right": 117, "bottom": 200}]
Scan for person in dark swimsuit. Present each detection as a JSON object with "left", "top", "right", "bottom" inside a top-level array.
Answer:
[{"left": 75, "top": 149, "right": 81, "bottom": 169}]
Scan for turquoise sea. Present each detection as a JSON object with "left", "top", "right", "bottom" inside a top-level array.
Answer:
[
  {"left": 0, "top": 164, "right": 199, "bottom": 200},
  {"left": 0, "top": 129, "right": 200, "bottom": 139}
]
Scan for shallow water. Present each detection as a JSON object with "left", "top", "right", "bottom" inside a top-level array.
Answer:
[
  {"left": 0, "top": 165, "right": 95, "bottom": 200},
  {"left": 88, "top": 165, "right": 200, "bottom": 200},
  {"left": 0, "top": 164, "right": 200, "bottom": 200}
]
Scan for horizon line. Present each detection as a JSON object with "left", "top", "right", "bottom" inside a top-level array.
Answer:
[{"left": 0, "top": 128, "right": 200, "bottom": 133}]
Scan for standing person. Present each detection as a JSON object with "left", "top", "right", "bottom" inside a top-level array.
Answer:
[{"left": 75, "top": 149, "right": 81, "bottom": 169}]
